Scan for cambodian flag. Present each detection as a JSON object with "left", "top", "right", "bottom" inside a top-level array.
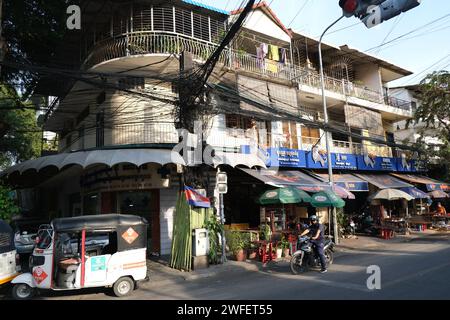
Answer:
[{"left": 184, "top": 186, "right": 211, "bottom": 208}]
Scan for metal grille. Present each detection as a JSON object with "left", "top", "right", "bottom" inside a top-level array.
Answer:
[{"left": 0, "top": 233, "right": 11, "bottom": 248}]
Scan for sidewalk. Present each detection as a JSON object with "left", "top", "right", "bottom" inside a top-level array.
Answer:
[{"left": 337, "top": 229, "right": 448, "bottom": 251}]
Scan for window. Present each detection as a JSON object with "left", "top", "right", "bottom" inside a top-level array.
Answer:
[
  {"left": 65, "top": 134, "right": 72, "bottom": 149},
  {"left": 225, "top": 114, "right": 254, "bottom": 130},
  {"left": 96, "top": 112, "right": 104, "bottom": 148},
  {"left": 301, "top": 126, "right": 320, "bottom": 145},
  {"left": 78, "top": 126, "right": 85, "bottom": 150},
  {"left": 411, "top": 101, "right": 417, "bottom": 112},
  {"left": 282, "top": 121, "right": 298, "bottom": 149},
  {"left": 350, "top": 127, "right": 363, "bottom": 144}
]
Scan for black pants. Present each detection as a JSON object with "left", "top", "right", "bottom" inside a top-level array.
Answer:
[{"left": 312, "top": 241, "right": 327, "bottom": 270}]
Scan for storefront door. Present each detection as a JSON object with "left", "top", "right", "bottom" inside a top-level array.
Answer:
[{"left": 117, "top": 190, "right": 160, "bottom": 253}]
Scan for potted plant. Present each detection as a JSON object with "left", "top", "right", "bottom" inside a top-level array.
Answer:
[
  {"left": 281, "top": 236, "right": 290, "bottom": 258},
  {"left": 247, "top": 242, "right": 258, "bottom": 259},
  {"left": 227, "top": 231, "right": 247, "bottom": 262},
  {"left": 275, "top": 242, "right": 283, "bottom": 259}
]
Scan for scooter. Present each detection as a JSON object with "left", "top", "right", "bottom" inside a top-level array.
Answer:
[{"left": 290, "top": 236, "right": 334, "bottom": 274}]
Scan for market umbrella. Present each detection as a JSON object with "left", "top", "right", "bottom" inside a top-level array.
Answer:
[
  {"left": 259, "top": 186, "right": 312, "bottom": 205},
  {"left": 310, "top": 190, "right": 345, "bottom": 208},
  {"left": 427, "top": 190, "right": 449, "bottom": 199},
  {"left": 371, "top": 188, "right": 414, "bottom": 201}
]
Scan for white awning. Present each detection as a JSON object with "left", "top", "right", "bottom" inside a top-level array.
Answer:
[
  {"left": 1, "top": 149, "right": 186, "bottom": 177},
  {"left": 212, "top": 152, "right": 267, "bottom": 169}
]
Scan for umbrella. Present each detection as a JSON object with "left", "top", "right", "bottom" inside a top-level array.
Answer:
[
  {"left": 259, "top": 187, "right": 312, "bottom": 205},
  {"left": 371, "top": 189, "right": 414, "bottom": 201},
  {"left": 427, "top": 190, "right": 449, "bottom": 199},
  {"left": 310, "top": 190, "right": 345, "bottom": 208}
]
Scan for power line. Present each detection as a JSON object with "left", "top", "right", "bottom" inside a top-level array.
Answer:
[{"left": 287, "top": 0, "right": 310, "bottom": 28}]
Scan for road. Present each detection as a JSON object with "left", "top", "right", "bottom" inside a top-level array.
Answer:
[{"left": 1, "top": 233, "right": 449, "bottom": 300}]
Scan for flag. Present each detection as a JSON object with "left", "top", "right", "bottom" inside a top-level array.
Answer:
[{"left": 184, "top": 186, "right": 211, "bottom": 208}]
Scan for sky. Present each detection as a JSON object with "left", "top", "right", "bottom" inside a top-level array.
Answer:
[{"left": 198, "top": 0, "right": 450, "bottom": 87}]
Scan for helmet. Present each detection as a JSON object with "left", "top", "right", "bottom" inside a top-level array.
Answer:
[{"left": 309, "top": 215, "right": 318, "bottom": 221}]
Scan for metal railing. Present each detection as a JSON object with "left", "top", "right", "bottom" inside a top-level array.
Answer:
[{"left": 83, "top": 31, "right": 412, "bottom": 112}]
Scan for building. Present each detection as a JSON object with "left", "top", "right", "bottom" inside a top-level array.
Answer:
[{"left": 2, "top": 1, "right": 446, "bottom": 255}]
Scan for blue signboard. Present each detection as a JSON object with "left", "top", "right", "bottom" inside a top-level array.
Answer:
[
  {"left": 266, "top": 148, "right": 306, "bottom": 168},
  {"left": 396, "top": 158, "right": 427, "bottom": 173},
  {"left": 335, "top": 181, "right": 369, "bottom": 192},
  {"left": 356, "top": 155, "right": 397, "bottom": 171},
  {"left": 332, "top": 153, "right": 358, "bottom": 170}
]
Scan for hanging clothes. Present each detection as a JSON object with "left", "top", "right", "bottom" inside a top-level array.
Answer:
[
  {"left": 266, "top": 60, "right": 278, "bottom": 73},
  {"left": 268, "top": 44, "right": 280, "bottom": 61},
  {"left": 279, "top": 48, "right": 287, "bottom": 64},
  {"left": 260, "top": 43, "right": 268, "bottom": 57}
]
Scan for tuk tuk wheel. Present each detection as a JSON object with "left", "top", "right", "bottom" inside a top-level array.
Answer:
[
  {"left": 12, "top": 284, "right": 35, "bottom": 300},
  {"left": 113, "top": 277, "right": 134, "bottom": 297}
]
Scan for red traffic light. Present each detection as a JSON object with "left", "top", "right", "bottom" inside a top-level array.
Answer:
[{"left": 339, "top": 0, "right": 359, "bottom": 14}]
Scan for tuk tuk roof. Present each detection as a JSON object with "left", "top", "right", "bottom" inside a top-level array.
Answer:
[{"left": 52, "top": 214, "right": 148, "bottom": 232}]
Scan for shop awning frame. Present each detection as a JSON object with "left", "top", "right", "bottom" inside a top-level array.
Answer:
[
  {"left": 309, "top": 172, "right": 369, "bottom": 192},
  {"left": 354, "top": 173, "right": 413, "bottom": 189}
]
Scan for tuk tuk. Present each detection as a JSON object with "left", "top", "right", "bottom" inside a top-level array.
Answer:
[
  {"left": 11, "top": 214, "right": 148, "bottom": 299},
  {"left": 0, "top": 219, "right": 19, "bottom": 285}
]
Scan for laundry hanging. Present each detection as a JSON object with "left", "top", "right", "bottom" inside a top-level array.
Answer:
[
  {"left": 279, "top": 48, "right": 287, "bottom": 64},
  {"left": 268, "top": 44, "right": 280, "bottom": 61}
]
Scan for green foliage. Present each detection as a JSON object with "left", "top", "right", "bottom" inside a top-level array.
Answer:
[
  {"left": 205, "top": 214, "right": 223, "bottom": 265},
  {"left": 0, "top": 184, "right": 19, "bottom": 222},
  {"left": 0, "top": 84, "right": 41, "bottom": 170},
  {"left": 259, "top": 223, "right": 272, "bottom": 241},
  {"left": 226, "top": 231, "right": 249, "bottom": 255},
  {"left": 2, "top": 0, "right": 70, "bottom": 93},
  {"left": 414, "top": 70, "right": 450, "bottom": 178},
  {"left": 279, "top": 236, "right": 290, "bottom": 249}
]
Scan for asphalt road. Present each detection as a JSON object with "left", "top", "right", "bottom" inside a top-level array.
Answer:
[{"left": 2, "top": 233, "right": 449, "bottom": 300}]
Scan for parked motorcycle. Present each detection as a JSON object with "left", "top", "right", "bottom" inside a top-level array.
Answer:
[{"left": 290, "top": 236, "right": 334, "bottom": 274}]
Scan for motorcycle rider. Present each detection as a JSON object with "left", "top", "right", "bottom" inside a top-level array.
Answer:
[{"left": 299, "top": 215, "right": 327, "bottom": 273}]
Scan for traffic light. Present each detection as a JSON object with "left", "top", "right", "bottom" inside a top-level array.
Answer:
[
  {"left": 339, "top": 0, "right": 361, "bottom": 17},
  {"left": 339, "top": 0, "right": 422, "bottom": 28}
]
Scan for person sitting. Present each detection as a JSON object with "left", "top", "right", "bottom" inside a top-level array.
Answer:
[{"left": 434, "top": 202, "right": 447, "bottom": 216}]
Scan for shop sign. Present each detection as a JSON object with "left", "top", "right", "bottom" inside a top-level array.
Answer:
[
  {"left": 305, "top": 146, "right": 328, "bottom": 169},
  {"left": 426, "top": 184, "right": 443, "bottom": 192},
  {"left": 265, "top": 191, "right": 278, "bottom": 198},
  {"left": 396, "top": 153, "right": 426, "bottom": 172},
  {"left": 266, "top": 148, "right": 306, "bottom": 168},
  {"left": 357, "top": 154, "right": 397, "bottom": 171},
  {"left": 332, "top": 153, "right": 358, "bottom": 170}
]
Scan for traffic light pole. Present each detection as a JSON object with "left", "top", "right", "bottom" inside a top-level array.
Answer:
[{"left": 318, "top": 15, "right": 344, "bottom": 245}]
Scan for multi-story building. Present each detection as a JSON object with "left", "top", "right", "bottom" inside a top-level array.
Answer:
[{"left": 3, "top": 1, "right": 446, "bottom": 255}]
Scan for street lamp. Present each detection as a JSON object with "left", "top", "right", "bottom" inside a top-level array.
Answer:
[{"left": 318, "top": 15, "right": 344, "bottom": 245}]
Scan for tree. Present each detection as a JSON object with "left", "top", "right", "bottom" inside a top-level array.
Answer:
[
  {"left": 414, "top": 70, "right": 450, "bottom": 178},
  {"left": 2, "top": 0, "right": 72, "bottom": 95},
  {"left": 0, "top": 184, "right": 19, "bottom": 221},
  {"left": 0, "top": 83, "right": 41, "bottom": 170}
]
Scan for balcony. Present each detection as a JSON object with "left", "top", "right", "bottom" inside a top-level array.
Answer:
[
  {"left": 60, "top": 122, "right": 179, "bottom": 152},
  {"left": 83, "top": 31, "right": 412, "bottom": 114}
]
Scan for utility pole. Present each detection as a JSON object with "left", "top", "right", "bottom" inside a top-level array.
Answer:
[{"left": 318, "top": 15, "right": 344, "bottom": 245}]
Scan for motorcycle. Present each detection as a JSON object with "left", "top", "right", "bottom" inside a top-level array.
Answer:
[{"left": 290, "top": 235, "right": 334, "bottom": 274}]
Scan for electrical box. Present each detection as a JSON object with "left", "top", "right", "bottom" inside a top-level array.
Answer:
[{"left": 192, "top": 228, "right": 209, "bottom": 257}]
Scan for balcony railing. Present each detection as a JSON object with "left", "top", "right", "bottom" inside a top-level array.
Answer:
[{"left": 83, "top": 31, "right": 412, "bottom": 113}]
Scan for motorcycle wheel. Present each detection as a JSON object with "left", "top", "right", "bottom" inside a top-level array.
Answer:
[
  {"left": 325, "top": 249, "right": 334, "bottom": 266},
  {"left": 290, "top": 252, "right": 309, "bottom": 275}
]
